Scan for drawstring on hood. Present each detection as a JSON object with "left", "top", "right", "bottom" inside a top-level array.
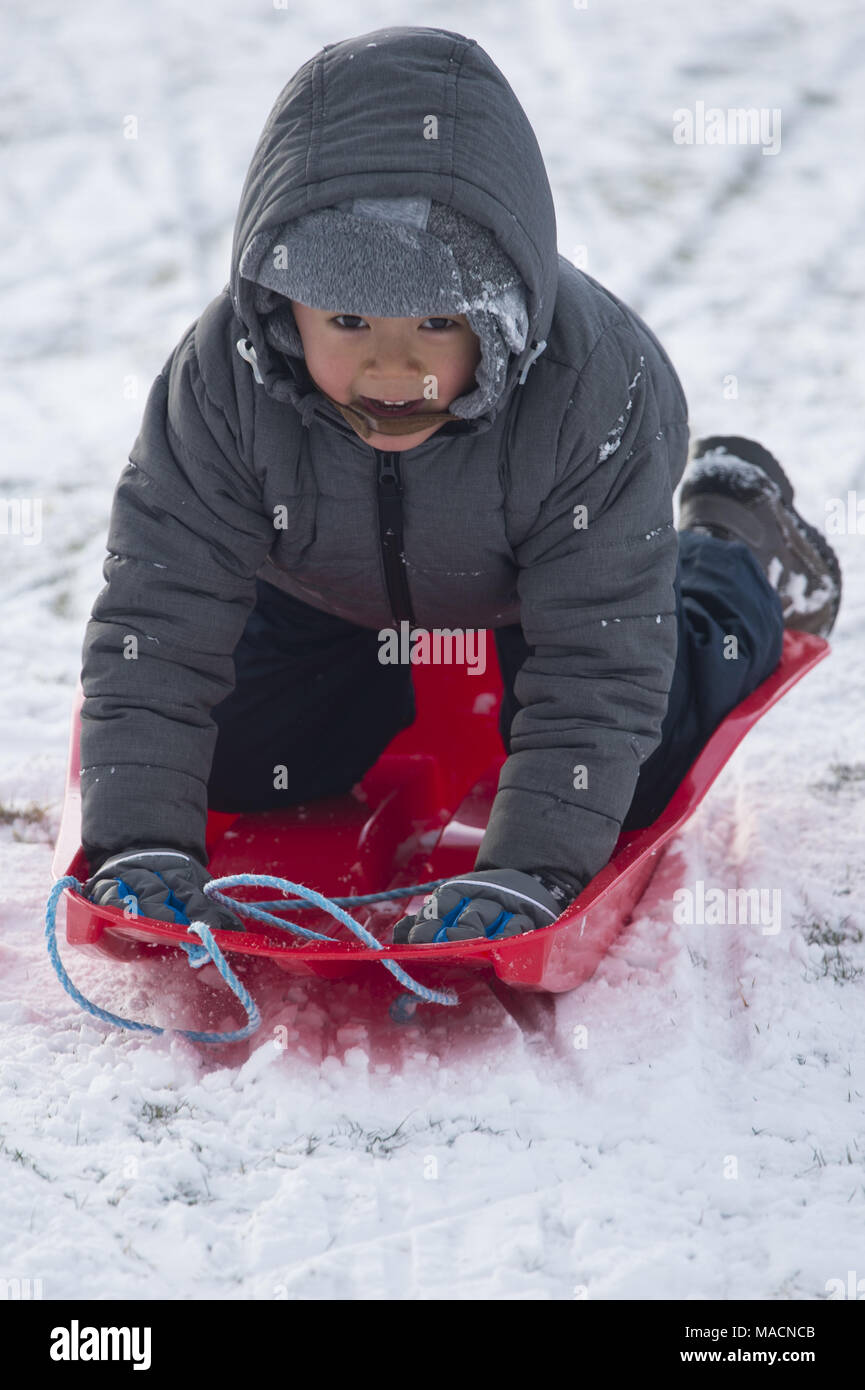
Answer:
[{"left": 227, "top": 26, "right": 558, "bottom": 438}]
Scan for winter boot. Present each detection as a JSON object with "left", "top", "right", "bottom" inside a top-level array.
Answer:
[{"left": 678, "top": 435, "right": 841, "bottom": 638}]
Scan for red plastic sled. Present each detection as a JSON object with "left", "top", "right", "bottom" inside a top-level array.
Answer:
[{"left": 53, "top": 630, "right": 828, "bottom": 1000}]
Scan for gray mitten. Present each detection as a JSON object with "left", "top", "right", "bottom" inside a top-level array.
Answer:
[
  {"left": 84, "top": 849, "right": 244, "bottom": 932},
  {"left": 391, "top": 869, "right": 564, "bottom": 944}
]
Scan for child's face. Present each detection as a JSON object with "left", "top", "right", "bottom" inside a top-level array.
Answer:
[{"left": 290, "top": 301, "right": 481, "bottom": 451}]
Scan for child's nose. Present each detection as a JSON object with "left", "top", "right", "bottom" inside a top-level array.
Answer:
[{"left": 367, "top": 349, "right": 421, "bottom": 374}]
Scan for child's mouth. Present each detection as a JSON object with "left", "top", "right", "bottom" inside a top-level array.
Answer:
[{"left": 358, "top": 397, "right": 425, "bottom": 418}]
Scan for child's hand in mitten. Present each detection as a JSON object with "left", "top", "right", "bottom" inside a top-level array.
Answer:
[
  {"left": 85, "top": 850, "right": 244, "bottom": 932},
  {"left": 391, "top": 869, "right": 569, "bottom": 944}
]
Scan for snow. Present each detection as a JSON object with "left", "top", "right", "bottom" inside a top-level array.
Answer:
[
  {"left": 686, "top": 450, "right": 776, "bottom": 491},
  {"left": 2, "top": 0, "right": 865, "bottom": 1302},
  {"left": 598, "top": 358, "right": 645, "bottom": 462}
]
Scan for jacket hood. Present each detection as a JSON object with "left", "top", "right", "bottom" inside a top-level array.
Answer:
[{"left": 228, "top": 25, "right": 558, "bottom": 435}]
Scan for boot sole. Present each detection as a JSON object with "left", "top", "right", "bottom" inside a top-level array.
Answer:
[{"left": 682, "top": 438, "right": 842, "bottom": 637}]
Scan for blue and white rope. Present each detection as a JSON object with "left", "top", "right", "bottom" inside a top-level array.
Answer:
[
  {"left": 44, "top": 872, "right": 459, "bottom": 1045},
  {"left": 204, "top": 874, "right": 459, "bottom": 1006},
  {"left": 45, "top": 876, "right": 261, "bottom": 1043}
]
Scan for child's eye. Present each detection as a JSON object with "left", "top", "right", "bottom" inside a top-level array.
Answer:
[{"left": 331, "top": 315, "right": 458, "bottom": 331}]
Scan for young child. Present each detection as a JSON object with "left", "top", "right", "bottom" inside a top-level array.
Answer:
[{"left": 83, "top": 26, "right": 841, "bottom": 944}]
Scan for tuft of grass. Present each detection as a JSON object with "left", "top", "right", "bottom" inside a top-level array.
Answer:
[
  {"left": 49, "top": 590, "right": 74, "bottom": 618},
  {"left": 800, "top": 912, "right": 864, "bottom": 985},
  {"left": 139, "top": 1100, "right": 191, "bottom": 1124},
  {"left": 0, "top": 801, "right": 49, "bottom": 826},
  {"left": 332, "top": 1114, "right": 415, "bottom": 1157},
  {"left": 0, "top": 1137, "right": 52, "bottom": 1181},
  {"left": 811, "top": 762, "right": 865, "bottom": 796},
  {"left": 281, "top": 1111, "right": 516, "bottom": 1162},
  {"left": 162, "top": 1181, "right": 210, "bottom": 1207},
  {"left": 0, "top": 800, "right": 53, "bottom": 845}
]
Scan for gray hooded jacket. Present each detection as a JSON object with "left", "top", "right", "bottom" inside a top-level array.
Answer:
[{"left": 79, "top": 26, "right": 690, "bottom": 891}]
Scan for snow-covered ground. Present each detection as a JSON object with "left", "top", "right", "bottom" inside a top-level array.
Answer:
[{"left": 1, "top": 0, "right": 863, "bottom": 1301}]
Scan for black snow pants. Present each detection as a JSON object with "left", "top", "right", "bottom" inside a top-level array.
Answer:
[{"left": 207, "top": 531, "right": 784, "bottom": 832}]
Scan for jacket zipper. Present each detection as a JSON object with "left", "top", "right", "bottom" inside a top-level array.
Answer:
[{"left": 375, "top": 450, "right": 416, "bottom": 627}]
